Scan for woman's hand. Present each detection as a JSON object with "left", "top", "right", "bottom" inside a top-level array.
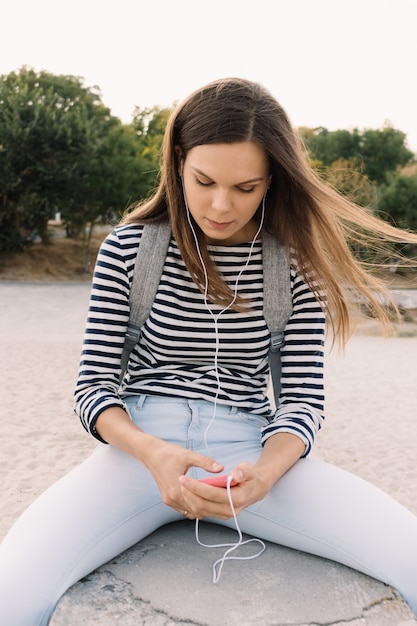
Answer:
[
  {"left": 95, "top": 406, "right": 224, "bottom": 516},
  {"left": 178, "top": 432, "right": 306, "bottom": 520},
  {"left": 178, "top": 462, "right": 269, "bottom": 520},
  {"left": 142, "top": 436, "right": 224, "bottom": 516}
]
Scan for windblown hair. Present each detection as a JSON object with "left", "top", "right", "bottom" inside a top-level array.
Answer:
[{"left": 123, "top": 77, "right": 417, "bottom": 344}]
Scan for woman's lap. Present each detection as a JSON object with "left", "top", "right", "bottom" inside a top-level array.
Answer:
[{"left": 1, "top": 395, "right": 416, "bottom": 623}]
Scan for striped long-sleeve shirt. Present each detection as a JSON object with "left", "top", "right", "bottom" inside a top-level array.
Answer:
[{"left": 74, "top": 224, "right": 325, "bottom": 456}]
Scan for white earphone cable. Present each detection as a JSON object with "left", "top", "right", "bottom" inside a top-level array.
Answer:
[
  {"left": 182, "top": 176, "right": 266, "bottom": 447},
  {"left": 181, "top": 174, "right": 268, "bottom": 581},
  {"left": 195, "top": 475, "right": 266, "bottom": 583}
]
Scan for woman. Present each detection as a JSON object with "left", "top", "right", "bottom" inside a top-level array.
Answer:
[{"left": 1, "top": 77, "right": 417, "bottom": 624}]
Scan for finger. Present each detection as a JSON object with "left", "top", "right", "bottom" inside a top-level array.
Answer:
[
  {"left": 184, "top": 453, "right": 224, "bottom": 474},
  {"left": 180, "top": 476, "right": 231, "bottom": 507},
  {"left": 230, "top": 462, "right": 255, "bottom": 484},
  {"left": 192, "top": 488, "right": 238, "bottom": 521}
]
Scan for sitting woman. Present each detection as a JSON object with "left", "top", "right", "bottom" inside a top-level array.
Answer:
[{"left": 1, "top": 77, "right": 417, "bottom": 625}]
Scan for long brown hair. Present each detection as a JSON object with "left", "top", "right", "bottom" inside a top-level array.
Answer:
[{"left": 123, "top": 77, "right": 417, "bottom": 343}]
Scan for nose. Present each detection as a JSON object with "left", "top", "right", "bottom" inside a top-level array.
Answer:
[{"left": 211, "top": 188, "right": 232, "bottom": 214}]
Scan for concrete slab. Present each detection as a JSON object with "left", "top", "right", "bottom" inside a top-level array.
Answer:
[{"left": 51, "top": 521, "right": 417, "bottom": 626}]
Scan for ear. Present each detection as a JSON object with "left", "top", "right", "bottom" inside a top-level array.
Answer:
[{"left": 174, "top": 145, "right": 184, "bottom": 176}]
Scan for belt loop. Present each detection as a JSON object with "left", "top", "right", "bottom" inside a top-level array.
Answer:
[
  {"left": 134, "top": 394, "right": 147, "bottom": 410},
  {"left": 187, "top": 398, "right": 200, "bottom": 424}
]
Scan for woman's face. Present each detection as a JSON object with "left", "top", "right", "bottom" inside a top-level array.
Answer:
[{"left": 180, "top": 142, "right": 270, "bottom": 245}]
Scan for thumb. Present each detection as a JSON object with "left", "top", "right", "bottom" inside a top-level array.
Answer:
[{"left": 231, "top": 462, "right": 254, "bottom": 484}]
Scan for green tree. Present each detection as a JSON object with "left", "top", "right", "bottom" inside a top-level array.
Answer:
[
  {"left": 301, "top": 125, "right": 413, "bottom": 188},
  {"left": 378, "top": 173, "right": 417, "bottom": 233},
  {"left": 64, "top": 122, "right": 153, "bottom": 242},
  {"left": 87, "top": 123, "right": 152, "bottom": 216},
  {"left": 0, "top": 67, "right": 115, "bottom": 251},
  {"left": 359, "top": 126, "right": 414, "bottom": 186},
  {"left": 301, "top": 127, "right": 361, "bottom": 167},
  {"left": 132, "top": 105, "right": 172, "bottom": 192}
]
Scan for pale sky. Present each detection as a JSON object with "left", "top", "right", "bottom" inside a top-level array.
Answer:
[{"left": 2, "top": 0, "right": 417, "bottom": 152}]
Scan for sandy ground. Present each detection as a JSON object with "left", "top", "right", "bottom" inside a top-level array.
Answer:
[{"left": 1, "top": 281, "right": 416, "bottom": 544}]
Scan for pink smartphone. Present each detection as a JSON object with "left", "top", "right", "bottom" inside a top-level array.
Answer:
[{"left": 198, "top": 474, "right": 238, "bottom": 488}]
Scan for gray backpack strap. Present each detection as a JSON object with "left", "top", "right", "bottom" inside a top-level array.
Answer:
[
  {"left": 119, "top": 221, "right": 171, "bottom": 384},
  {"left": 262, "top": 230, "right": 293, "bottom": 407}
]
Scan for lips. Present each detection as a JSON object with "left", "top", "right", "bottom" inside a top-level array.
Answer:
[{"left": 206, "top": 219, "right": 233, "bottom": 230}]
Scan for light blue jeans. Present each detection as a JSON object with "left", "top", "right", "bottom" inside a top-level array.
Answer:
[{"left": 1, "top": 395, "right": 416, "bottom": 625}]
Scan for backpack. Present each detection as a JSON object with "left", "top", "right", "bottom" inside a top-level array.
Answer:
[{"left": 120, "top": 221, "right": 292, "bottom": 407}]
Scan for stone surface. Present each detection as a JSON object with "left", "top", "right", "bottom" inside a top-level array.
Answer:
[{"left": 51, "top": 521, "right": 417, "bottom": 626}]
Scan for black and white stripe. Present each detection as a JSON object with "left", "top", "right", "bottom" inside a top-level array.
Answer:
[{"left": 74, "top": 224, "right": 325, "bottom": 455}]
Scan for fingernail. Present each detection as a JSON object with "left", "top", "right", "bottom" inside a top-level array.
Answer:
[
  {"left": 233, "top": 469, "right": 243, "bottom": 480},
  {"left": 211, "top": 462, "right": 222, "bottom": 471},
  {"left": 179, "top": 476, "right": 190, "bottom": 486}
]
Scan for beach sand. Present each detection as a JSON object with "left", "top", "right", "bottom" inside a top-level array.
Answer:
[{"left": 1, "top": 282, "right": 416, "bottom": 623}]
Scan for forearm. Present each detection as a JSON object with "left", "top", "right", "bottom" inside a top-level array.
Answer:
[
  {"left": 254, "top": 432, "right": 306, "bottom": 493},
  {"left": 95, "top": 406, "right": 160, "bottom": 468}
]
